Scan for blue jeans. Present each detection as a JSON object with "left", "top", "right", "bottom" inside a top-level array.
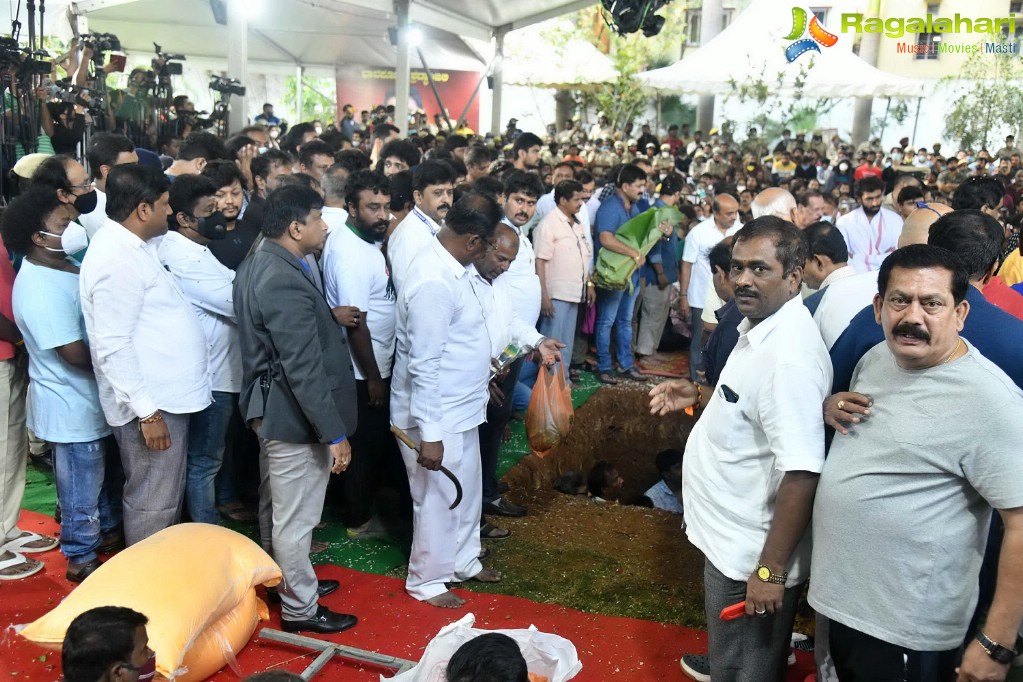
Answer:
[
  {"left": 53, "top": 437, "right": 124, "bottom": 563},
  {"left": 186, "top": 391, "right": 236, "bottom": 524},
  {"left": 513, "top": 359, "right": 539, "bottom": 413},
  {"left": 538, "top": 299, "right": 579, "bottom": 369},
  {"left": 595, "top": 285, "right": 640, "bottom": 373}
]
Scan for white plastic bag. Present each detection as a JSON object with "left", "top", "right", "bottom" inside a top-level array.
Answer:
[{"left": 383, "top": 613, "right": 582, "bottom": 682}]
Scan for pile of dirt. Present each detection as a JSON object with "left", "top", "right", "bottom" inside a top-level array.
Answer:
[{"left": 506, "top": 382, "right": 693, "bottom": 502}]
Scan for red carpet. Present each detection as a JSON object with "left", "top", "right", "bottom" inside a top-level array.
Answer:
[{"left": 1, "top": 511, "right": 815, "bottom": 680}]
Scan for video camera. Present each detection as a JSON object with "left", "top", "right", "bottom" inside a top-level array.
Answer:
[
  {"left": 600, "top": 0, "right": 673, "bottom": 37},
  {"left": 209, "top": 75, "right": 245, "bottom": 97},
  {"left": 0, "top": 36, "right": 52, "bottom": 80},
  {"left": 80, "top": 32, "right": 121, "bottom": 55},
  {"left": 153, "top": 43, "right": 184, "bottom": 77}
]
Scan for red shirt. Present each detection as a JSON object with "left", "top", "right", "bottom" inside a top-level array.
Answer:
[
  {"left": 983, "top": 275, "right": 1023, "bottom": 320},
  {"left": 0, "top": 238, "right": 16, "bottom": 361},
  {"left": 853, "top": 163, "right": 883, "bottom": 182}
]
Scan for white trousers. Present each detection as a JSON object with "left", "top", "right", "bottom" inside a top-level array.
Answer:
[
  {"left": 397, "top": 425, "right": 483, "bottom": 601},
  {"left": 0, "top": 355, "right": 28, "bottom": 544}
]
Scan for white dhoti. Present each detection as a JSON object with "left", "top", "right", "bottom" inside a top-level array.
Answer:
[{"left": 397, "top": 425, "right": 483, "bottom": 601}]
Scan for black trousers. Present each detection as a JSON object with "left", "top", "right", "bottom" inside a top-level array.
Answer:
[
  {"left": 478, "top": 357, "right": 523, "bottom": 505},
  {"left": 330, "top": 378, "right": 409, "bottom": 527},
  {"left": 829, "top": 618, "right": 959, "bottom": 682}
]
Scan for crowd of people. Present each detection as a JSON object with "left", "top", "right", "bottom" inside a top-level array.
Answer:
[{"left": 0, "top": 94, "right": 1022, "bottom": 681}]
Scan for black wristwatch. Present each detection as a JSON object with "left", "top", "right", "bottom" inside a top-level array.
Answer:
[{"left": 976, "top": 631, "right": 1016, "bottom": 664}]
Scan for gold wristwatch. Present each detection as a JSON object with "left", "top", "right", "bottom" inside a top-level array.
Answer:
[{"left": 755, "top": 563, "right": 787, "bottom": 585}]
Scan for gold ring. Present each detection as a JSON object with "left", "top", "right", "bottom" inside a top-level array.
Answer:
[{"left": 837, "top": 400, "right": 845, "bottom": 411}]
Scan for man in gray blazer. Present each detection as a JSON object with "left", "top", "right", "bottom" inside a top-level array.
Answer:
[{"left": 234, "top": 184, "right": 358, "bottom": 634}]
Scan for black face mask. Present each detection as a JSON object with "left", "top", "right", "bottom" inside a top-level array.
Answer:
[
  {"left": 195, "top": 211, "right": 228, "bottom": 240},
  {"left": 73, "top": 189, "right": 98, "bottom": 215}
]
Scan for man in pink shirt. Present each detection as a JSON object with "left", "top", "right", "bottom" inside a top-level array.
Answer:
[{"left": 533, "top": 180, "right": 594, "bottom": 369}]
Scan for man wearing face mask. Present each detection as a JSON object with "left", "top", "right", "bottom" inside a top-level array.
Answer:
[
  {"left": 5, "top": 188, "right": 113, "bottom": 583},
  {"left": 388, "top": 160, "right": 457, "bottom": 292},
  {"left": 202, "top": 161, "right": 261, "bottom": 271},
  {"left": 158, "top": 175, "right": 238, "bottom": 525},
  {"left": 81, "top": 165, "right": 212, "bottom": 546},
  {"left": 30, "top": 155, "right": 101, "bottom": 225}
]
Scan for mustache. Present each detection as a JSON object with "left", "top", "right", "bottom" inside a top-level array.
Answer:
[
  {"left": 437, "top": 203, "right": 451, "bottom": 212},
  {"left": 372, "top": 220, "right": 389, "bottom": 231},
  {"left": 892, "top": 323, "right": 931, "bottom": 341},
  {"left": 734, "top": 287, "right": 758, "bottom": 298}
]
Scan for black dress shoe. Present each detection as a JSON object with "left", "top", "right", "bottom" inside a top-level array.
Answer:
[
  {"left": 281, "top": 605, "right": 357, "bottom": 634},
  {"left": 67, "top": 558, "right": 102, "bottom": 583},
  {"left": 266, "top": 579, "right": 340, "bottom": 603}
]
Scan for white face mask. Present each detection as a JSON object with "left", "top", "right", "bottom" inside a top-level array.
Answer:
[
  {"left": 314, "top": 126, "right": 323, "bottom": 136},
  {"left": 41, "top": 222, "right": 89, "bottom": 255}
]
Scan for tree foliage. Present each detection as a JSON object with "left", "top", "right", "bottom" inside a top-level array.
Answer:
[
  {"left": 943, "top": 46, "right": 1023, "bottom": 152},
  {"left": 281, "top": 76, "right": 338, "bottom": 125}
]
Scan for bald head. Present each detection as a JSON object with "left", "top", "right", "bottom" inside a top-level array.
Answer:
[
  {"left": 898, "top": 202, "right": 952, "bottom": 247},
  {"left": 751, "top": 188, "right": 797, "bottom": 221},
  {"left": 712, "top": 193, "right": 739, "bottom": 230},
  {"left": 474, "top": 223, "right": 519, "bottom": 282}
]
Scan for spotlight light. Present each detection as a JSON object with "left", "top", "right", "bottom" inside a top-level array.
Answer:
[{"left": 407, "top": 26, "right": 424, "bottom": 47}]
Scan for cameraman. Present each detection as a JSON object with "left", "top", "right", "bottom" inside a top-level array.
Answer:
[
  {"left": 113, "top": 68, "right": 152, "bottom": 143},
  {"left": 172, "top": 95, "right": 195, "bottom": 138},
  {"left": 39, "top": 93, "right": 86, "bottom": 158}
]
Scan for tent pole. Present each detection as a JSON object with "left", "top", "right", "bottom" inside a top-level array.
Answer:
[
  {"left": 878, "top": 96, "right": 891, "bottom": 144},
  {"left": 295, "top": 64, "right": 304, "bottom": 123},
  {"left": 491, "top": 29, "right": 505, "bottom": 137},
  {"left": 910, "top": 96, "right": 922, "bottom": 148},
  {"left": 227, "top": 0, "right": 249, "bottom": 134},
  {"left": 453, "top": 53, "right": 497, "bottom": 132},
  {"left": 656, "top": 94, "right": 662, "bottom": 135},
  {"left": 415, "top": 47, "right": 453, "bottom": 132},
  {"left": 395, "top": 0, "right": 411, "bottom": 136}
]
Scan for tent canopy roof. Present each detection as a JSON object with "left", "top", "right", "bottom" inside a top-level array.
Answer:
[
  {"left": 635, "top": 0, "right": 924, "bottom": 99},
  {"left": 51, "top": 0, "right": 597, "bottom": 73}
]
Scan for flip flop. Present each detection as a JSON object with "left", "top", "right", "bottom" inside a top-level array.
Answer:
[
  {"left": 0, "top": 551, "right": 44, "bottom": 581},
  {"left": 3, "top": 531, "right": 59, "bottom": 554}
]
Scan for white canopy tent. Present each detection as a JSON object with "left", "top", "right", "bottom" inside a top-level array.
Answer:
[
  {"left": 635, "top": 0, "right": 923, "bottom": 98},
  {"left": 502, "top": 23, "right": 617, "bottom": 91},
  {"left": 7, "top": 0, "right": 601, "bottom": 132}
]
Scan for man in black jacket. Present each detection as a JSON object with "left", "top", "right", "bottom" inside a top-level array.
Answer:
[{"left": 234, "top": 184, "right": 358, "bottom": 634}]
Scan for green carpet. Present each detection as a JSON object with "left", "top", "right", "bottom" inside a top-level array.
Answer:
[{"left": 19, "top": 372, "right": 605, "bottom": 577}]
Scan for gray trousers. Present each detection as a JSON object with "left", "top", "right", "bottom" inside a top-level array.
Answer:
[
  {"left": 257, "top": 435, "right": 330, "bottom": 620},
  {"left": 704, "top": 558, "right": 801, "bottom": 682},
  {"left": 112, "top": 412, "right": 190, "bottom": 546},
  {"left": 636, "top": 283, "right": 673, "bottom": 356}
]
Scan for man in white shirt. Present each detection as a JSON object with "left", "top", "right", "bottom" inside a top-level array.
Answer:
[
  {"left": 319, "top": 164, "right": 350, "bottom": 234},
  {"left": 836, "top": 176, "right": 903, "bottom": 273},
  {"left": 681, "top": 194, "right": 741, "bottom": 380},
  {"left": 387, "top": 160, "right": 456, "bottom": 292},
  {"left": 390, "top": 193, "right": 505, "bottom": 609},
  {"left": 80, "top": 165, "right": 212, "bottom": 546},
  {"left": 322, "top": 170, "right": 406, "bottom": 537},
  {"left": 158, "top": 175, "right": 239, "bottom": 525},
  {"left": 79, "top": 133, "right": 138, "bottom": 238},
  {"left": 473, "top": 224, "right": 564, "bottom": 539},
  {"left": 478, "top": 170, "right": 545, "bottom": 519},
  {"left": 802, "top": 221, "right": 856, "bottom": 327},
  {"left": 651, "top": 217, "right": 831, "bottom": 681},
  {"left": 533, "top": 162, "right": 577, "bottom": 223}
]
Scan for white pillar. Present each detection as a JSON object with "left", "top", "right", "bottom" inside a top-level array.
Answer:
[
  {"left": 851, "top": 0, "right": 881, "bottom": 145},
  {"left": 491, "top": 30, "right": 505, "bottom": 136},
  {"left": 295, "top": 64, "right": 305, "bottom": 123},
  {"left": 227, "top": 0, "right": 249, "bottom": 133},
  {"left": 695, "top": 0, "right": 723, "bottom": 133},
  {"left": 395, "top": 0, "right": 411, "bottom": 135}
]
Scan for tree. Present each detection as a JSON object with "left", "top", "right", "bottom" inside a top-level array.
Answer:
[
  {"left": 943, "top": 46, "right": 1023, "bottom": 152},
  {"left": 281, "top": 75, "right": 338, "bottom": 125}
]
